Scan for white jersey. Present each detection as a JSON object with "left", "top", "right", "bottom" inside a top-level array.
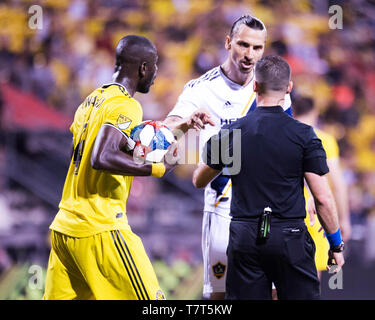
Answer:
[{"left": 168, "top": 66, "right": 292, "bottom": 217}]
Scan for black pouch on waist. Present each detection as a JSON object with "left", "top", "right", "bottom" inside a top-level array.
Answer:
[{"left": 257, "top": 207, "right": 272, "bottom": 240}]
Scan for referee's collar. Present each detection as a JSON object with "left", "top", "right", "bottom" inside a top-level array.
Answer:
[{"left": 255, "top": 106, "right": 284, "bottom": 113}]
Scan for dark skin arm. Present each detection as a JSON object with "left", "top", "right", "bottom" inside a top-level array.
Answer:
[{"left": 90, "top": 124, "right": 155, "bottom": 176}]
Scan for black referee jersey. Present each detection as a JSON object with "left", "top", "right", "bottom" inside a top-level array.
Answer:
[
  {"left": 204, "top": 105, "right": 329, "bottom": 220},
  {"left": 203, "top": 105, "right": 329, "bottom": 300}
]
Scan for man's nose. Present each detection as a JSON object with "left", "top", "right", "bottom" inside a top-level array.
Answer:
[{"left": 245, "top": 47, "right": 255, "bottom": 61}]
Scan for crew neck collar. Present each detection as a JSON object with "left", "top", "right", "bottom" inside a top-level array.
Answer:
[
  {"left": 102, "top": 82, "right": 129, "bottom": 93},
  {"left": 218, "top": 66, "right": 254, "bottom": 89},
  {"left": 255, "top": 106, "right": 284, "bottom": 112}
]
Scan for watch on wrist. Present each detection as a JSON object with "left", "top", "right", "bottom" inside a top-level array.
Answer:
[{"left": 330, "top": 241, "right": 345, "bottom": 253}]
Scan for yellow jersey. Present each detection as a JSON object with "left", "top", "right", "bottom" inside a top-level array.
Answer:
[
  {"left": 50, "top": 83, "right": 143, "bottom": 237},
  {"left": 315, "top": 129, "right": 339, "bottom": 161}
]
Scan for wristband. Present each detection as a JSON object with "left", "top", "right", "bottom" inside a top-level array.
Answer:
[
  {"left": 326, "top": 228, "right": 342, "bottom": 248},
  {"left": 151, "top": 163, "right": 166, "bottom": 178}
]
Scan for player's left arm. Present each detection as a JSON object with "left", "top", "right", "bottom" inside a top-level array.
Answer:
[
  {"left": 164, "top": 109, "right": 215, "bottom": 136},
  {"left": 192, "top": 163, "right": 221, "bottom": 188},
  {"left": 164, "top": 84, "right": 214, "bottom": 138}
]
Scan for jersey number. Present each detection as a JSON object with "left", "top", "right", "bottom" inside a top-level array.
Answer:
[
  {"left": 72, "top": 123, "right": 87, "bottom": 175},
  {"left": 71, "top": 96, "right": 98, "bottom": 174}
]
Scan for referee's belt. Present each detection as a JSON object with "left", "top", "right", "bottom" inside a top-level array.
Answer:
[{"left": 231, "top": 215, "right": 304, "bottom": 222}]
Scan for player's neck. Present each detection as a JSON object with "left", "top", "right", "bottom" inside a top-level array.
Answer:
[
  {"left": 112, "top": 75, "right": 136, "bottom": 96},
  {"left": 221, "top": 61, "right": 254, "bottom": 87}
]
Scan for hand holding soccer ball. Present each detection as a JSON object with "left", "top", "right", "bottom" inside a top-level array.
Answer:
[{"left": 130, "top": 120, "right": 178, "bottom": 165}]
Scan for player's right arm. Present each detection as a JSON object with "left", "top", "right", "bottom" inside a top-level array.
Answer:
[
  {"left": 91, "top": 124, "right": 177, "bottom": 177},
  {"left": 91, "top": 124, "right": 151, "bottom": 176},
  {"left": 164, "top": 111, "right": 214, "bottom": 137},
  {"left": 163, "top": 83, "right": 214, "bottom": 138},
  {"left": 90, "top": 96, "right": 177, "bottom": 177}
]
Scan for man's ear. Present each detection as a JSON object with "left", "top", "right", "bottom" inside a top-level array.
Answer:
[
  {"left": 286, "top": 80, "right": 293, "bottom": 94},
  {"left": 139, "top": 61, "right": 147, "bottom": 78},
  {"left": 254, "top": 80, "right": 267, "bottom": 95},
  {"left": 225, "top": 35, "right": 231, "bottom": 50},
  {"left": 112, "top": 63, "right": 122, "bottom": 81},
  {"left": 253, "top": 80, "right": 259, "bottom": 93}
]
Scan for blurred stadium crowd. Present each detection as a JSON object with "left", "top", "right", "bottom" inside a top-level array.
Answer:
[{"left": 0, "top": 0, "right": 374, "bottom": 299}]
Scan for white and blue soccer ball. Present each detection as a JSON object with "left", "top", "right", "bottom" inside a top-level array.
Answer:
[{"left": 130, "top": 120, "right": 175, "bottom": 162}]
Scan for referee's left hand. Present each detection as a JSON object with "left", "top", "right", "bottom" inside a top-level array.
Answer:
[{"left": 327, "top": 251, "right": 345, "bottom": 273}]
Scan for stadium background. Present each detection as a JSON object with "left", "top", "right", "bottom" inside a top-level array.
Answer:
[{"left": 0, "top": 0, "right": 374, "bottom": 299}]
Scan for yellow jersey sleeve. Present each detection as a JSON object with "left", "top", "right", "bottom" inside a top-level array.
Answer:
[
  {"left": 69, "top": 104, "right": 85, "bottom": 138},
  {"left": 102, "top": 97, "right": 143, "bottom": 139}
]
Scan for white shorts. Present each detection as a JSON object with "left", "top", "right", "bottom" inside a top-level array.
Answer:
[{"left": 202, "top": 211, "right": 231, "bottom": 296}]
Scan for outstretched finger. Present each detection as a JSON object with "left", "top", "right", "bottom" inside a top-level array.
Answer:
[
  {"left": 193, "top": 117, "right": 205, "bottom": 129},
  {"left": 204, "top": 115, "right": 215, "bottom": 126}
]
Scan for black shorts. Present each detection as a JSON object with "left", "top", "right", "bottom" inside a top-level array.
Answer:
[{"left": 225, "top": 218, "right": 320, "bottom": 300}]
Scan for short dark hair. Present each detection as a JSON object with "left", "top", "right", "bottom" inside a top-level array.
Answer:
[
  {"left": 230, "top": 15, "right": 266, "bottom": 39},
  {"left": 255, "top": 55, "right": 291, "bottom": 93},
  {"left": 115, "top": 35, "right": 156, "bottom": 69},
  {"left": 292, "top": 96, "right": 315, "bottom": 116}
]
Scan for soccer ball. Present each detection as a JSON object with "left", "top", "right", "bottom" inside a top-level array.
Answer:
[{"left": 130, "top": 120, "right": 176, "bottom": 162}]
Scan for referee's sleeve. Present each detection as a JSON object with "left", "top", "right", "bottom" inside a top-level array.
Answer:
[
  {"left": 303, "top": 127, "right": 329, "bottom": 175},
  {"left": 202, "top": 133, "right": 224, "bottom": 171}
]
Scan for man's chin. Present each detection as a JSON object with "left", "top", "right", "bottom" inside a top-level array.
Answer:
[
  {"left": 240, "top": 66, "right": 254, "bottom": 74},
  {"left": 137, "top": 85, "right": 151, "bottom": 94}
]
